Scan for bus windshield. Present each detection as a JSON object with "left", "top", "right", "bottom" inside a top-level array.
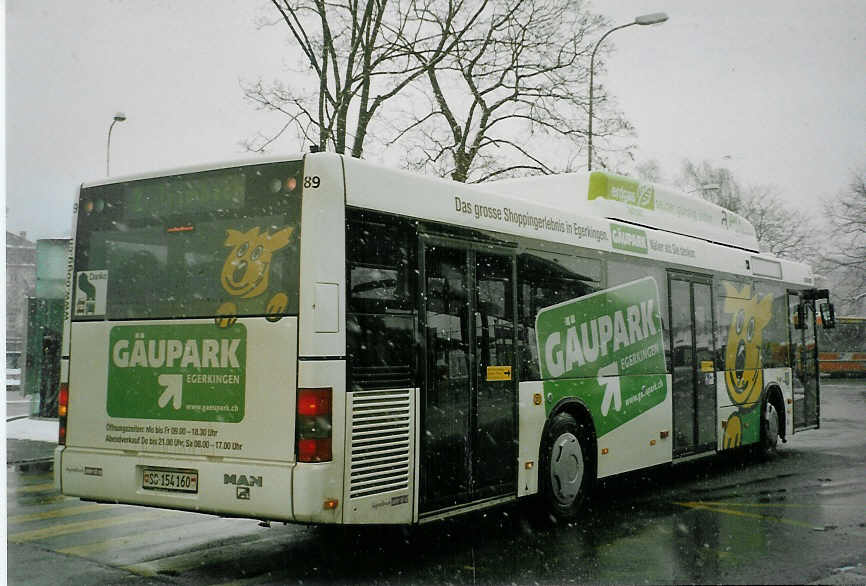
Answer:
[{"left": 73, "top": 161, "right": 302, "bottom": 321}]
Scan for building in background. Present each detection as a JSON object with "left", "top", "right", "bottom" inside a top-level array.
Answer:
[
  {"left": 6, "top": 232, "right": 37, "bottom": 376},
  {"left": 22, "top": 239, "right": 71, "bottom": 416},
  {"left": 6, "top": 231, "right": 37, "bottom": 417}
]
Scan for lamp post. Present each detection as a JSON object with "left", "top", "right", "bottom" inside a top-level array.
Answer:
[
  {"left": 106, "top": 112, "right": 127, "bottom": 176},
  {"left": 588, "top": 12, "right": 668, "bottom": 171},
  {"left": 687, "top": 183, "right": 721, "bottom": 194}
]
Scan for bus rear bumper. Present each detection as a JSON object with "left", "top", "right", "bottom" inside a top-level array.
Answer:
[
  {"left": 57, "top": 447, "right": 295, "bottom": 521},
  {"left": 53, "top": 445, "right": 65, "bottom": 490}
]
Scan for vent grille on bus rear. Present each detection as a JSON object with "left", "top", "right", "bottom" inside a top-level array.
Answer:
[
  {"left": 350, "top": 365, "right": 412, "bottom": 390},
  {"left": 348, "top": 388, "right": 412, "bottom": 500}
]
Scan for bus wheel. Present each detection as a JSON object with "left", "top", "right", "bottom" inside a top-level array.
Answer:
[
  {"left": 540, "top": 412, "right": 594, "bottom": 521},
  {"left": 760, "top": 400, "right": 780, "bottom": 455}
]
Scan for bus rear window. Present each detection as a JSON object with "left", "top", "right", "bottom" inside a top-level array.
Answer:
[{"left": 73, "top": 162, "right": 302, "bottom": 321}]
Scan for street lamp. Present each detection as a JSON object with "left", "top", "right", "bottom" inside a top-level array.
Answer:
[
  {"left": 587, "top": 12, "right": 668, "bottom": 171},
  {"left": 687, "top": 183, "right": 721, "bottom": 193},
  {"left": 106, "top": 112, "right": 127, "bottom": 176}
]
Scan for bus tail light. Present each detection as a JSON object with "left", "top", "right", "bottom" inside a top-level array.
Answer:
[
  {"left": 296, "top": 388, "right": 332, "bottom": 462},
  {"left": 58, "top": 383, "right": 69, "bottom": 445}
]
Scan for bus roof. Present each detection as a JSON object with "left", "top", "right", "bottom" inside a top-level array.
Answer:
[
  {"left": 84, "top": 157, "right": 756, "bottom": 252},
  {"left": 339, "top": 155, "right": 813, "bottom": 287},
  {"left": 486, "top": 171, "right": 760, "bottom": 252},
  {"left": 78, "top": 153, "right": 811, "bottom": 286},
  {"left": 81, "top": 154, "right": 303, "bottom": 189}
]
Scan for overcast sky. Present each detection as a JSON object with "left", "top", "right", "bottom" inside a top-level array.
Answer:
[{"left": 5, "top": 0, "right": 866, "bottom": 241}]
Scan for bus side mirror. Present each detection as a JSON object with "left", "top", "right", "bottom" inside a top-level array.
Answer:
[
  {"left": 820, "top": 302, "right": 836, "bottom": 329},
  {"left": 794, "top": 303, "right": 806, "bottom": 330}
]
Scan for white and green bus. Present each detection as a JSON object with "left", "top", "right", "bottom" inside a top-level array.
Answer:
[{"left": 55, "top": 153, "right": 833, "bottom": 524}]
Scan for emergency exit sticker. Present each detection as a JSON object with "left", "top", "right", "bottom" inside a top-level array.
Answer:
[
  {"left": 74, "top": 270, "right": 108, "bottom": 317},
  {"left": 486, "top": 366, "right": 512, "bottom": 381}
]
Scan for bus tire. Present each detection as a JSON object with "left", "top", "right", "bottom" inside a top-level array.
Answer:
[
  {"left": 539, "top": 412, "right": 594, "bottom": 521},
  {"left": 760, "top": 396, "right": 781, "bottom": 456}
]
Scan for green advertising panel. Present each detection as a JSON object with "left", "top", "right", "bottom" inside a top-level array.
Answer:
[
  {"left": 535, "top": 277, "right": 667, "bottom": 436},
  {"left": 107, "top": 324, "right": 247, "bottom": 422},
  {"left": 588, "top": 172, "right": 655, "bottom": 210},
  {"left": 610, "top": 223, "right": 649, "bottom": 255}
]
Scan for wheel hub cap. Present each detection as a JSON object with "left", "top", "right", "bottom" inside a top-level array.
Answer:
[
  {"left": 550, "top": 432, "right": 583, "bottom": 505},
  {"left": 766, "top": 403, "right": 779, "bottom": 446}
]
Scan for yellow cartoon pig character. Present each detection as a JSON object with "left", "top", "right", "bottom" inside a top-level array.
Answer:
[
  {"left": 723, "top": 413, "right": 743, "bottom": 449},
  {"left": 215, "top": 226, "right": 294, "bottom": 328},
  {"left": 723, "top": 283, "right": 772, "bottom": 406}
]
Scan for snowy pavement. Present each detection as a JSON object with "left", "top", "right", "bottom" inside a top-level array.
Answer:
[{"left": 5, "top": 417, "right": 59, "bottom": 442}]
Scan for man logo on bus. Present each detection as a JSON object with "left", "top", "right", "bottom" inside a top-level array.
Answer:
[
  {"left": 723, "top": 283, "right": 772, "bottom": 406},
  {"left": 216, "top": 226, "right": 293, "bottom": 328}
]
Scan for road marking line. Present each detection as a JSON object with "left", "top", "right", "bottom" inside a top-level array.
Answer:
[
  {"left": 7, "top": 503, "right": 117, "bottom": 524},
  {"left": 679, "top": 501, "right": 858, "bottom": 509},
  {"left": 6, "top": 472, "right": 53, "bottom": 482},
  {"left": 7, "top": 482, "right": 56, "bottom": 494},
  {"left": 123, "top": 533, "right": 285, "bottom": 577},
  {"left": 675, "top": 501, "right": 815, "bottom": 528},
  {"left": 56, "top": 517, "right": 217, "bottom": 557},
  {"left": 213, "top": 577, "right": 278, "bottom": 586},
  {"left": 7, "top": 511, "right": 172, "bottom": 543},
  {"left": 11, "top": 494, "right": 71, "bottom": 507}
]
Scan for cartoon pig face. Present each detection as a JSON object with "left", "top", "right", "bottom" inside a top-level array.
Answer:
[
  {"left": 220, "top": 226, "right": 293, "bottom": 299},
  {"left": 723, "top": 283, "right": 772, "bottom": 405}
]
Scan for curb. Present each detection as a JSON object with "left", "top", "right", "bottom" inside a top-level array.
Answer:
[
  {"left": 6, "top": 438, "right": 57, "bottom": 467},
  {"left": 809, "top": 564, "right": 866, "bottom": 585},
  {"left": 7, "top": 452, "right": 55, "bottom": 461}
]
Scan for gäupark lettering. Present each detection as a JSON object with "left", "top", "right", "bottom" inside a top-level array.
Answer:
[
  {"left": 112, "top": 338, "right": 241, "bottom": 369},
  {"left": 543, "top": 299, "right": 658, "bottom": 377}
]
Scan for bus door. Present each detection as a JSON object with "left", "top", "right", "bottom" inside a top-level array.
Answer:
[
  {"left": 789, "top": 292, "right": 819, "bottom": 430},
  {"left": 419, "top": 238, "right": 517, "bottom": 513},
  {"left": 669, "top": 274, "right": 717, "bottom": 456}
]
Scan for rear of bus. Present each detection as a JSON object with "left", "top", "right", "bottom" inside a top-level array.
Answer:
[
  {"left": 817, "top": 317, "right": 866, "bottom": 376},
  {"left": 55, "top": 154, "right": 350, "bottom": 523}
]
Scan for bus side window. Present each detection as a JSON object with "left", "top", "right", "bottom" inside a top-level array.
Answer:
[
  {"left": 517, "top": 251, "right": 600, "bottom": 381},
  {"left": 606, "top": 259, "right": 670, "bottom": 371},
  {"left": 754, "top": 282, "right": 790, "bottom": 369},
  {"left": 346, "top": 210, "right": 417, "bottom": 391}
]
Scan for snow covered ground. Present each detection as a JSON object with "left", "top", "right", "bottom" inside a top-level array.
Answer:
[{"left": 5, "top": 417, "right": 59, "bottom": 442}]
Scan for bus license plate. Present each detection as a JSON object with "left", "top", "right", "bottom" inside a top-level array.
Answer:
[{"left": 142, "top": 468, "right": 198, "bottom": 493}]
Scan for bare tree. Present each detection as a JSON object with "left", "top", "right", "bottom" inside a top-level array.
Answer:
[
  {"left": 823, "top": 170, "right": 866, "bottom": 312},
  {"left": 740, "top": 186, "right": 817, "bottom": 260},
  {"left": 392, "top": 0, "right": 631, "bottom": 183},
  {"left": 677, "top": 159, "right": 744, "bottom": 213},
  {"left": 242, "top": 0, "right": 486, "bottom": 157},
  {"left": 632, "top": 159, "right": 663, "bottom": 183},
  {"left": 677, "top": 159, "right": 818, "bottom": 259}
]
